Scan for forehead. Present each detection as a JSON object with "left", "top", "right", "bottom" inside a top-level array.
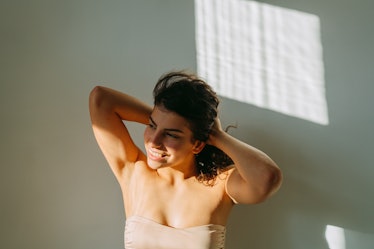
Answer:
[{"left": 151, "top": 105, "right": 192, "bottom": 131}]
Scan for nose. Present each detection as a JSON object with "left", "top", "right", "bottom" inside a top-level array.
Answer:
[{"left": 148, "top": 130, "right": 163, "bottom": 147}]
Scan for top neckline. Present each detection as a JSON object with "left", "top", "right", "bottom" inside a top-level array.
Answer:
[{"left": 126, "top": 215, "right": 226, "bottom": 231}]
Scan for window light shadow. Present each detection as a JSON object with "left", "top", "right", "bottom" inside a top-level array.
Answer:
[
  {"left": 325, "top": 225, "right": 346, "bottom": 249},
  {"left": 195, "top": 0, "right": 329, "bottom": 125}
]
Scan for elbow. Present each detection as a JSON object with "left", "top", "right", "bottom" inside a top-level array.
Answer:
[
  {"left": 89, "top": 86, "right": 105, "bottom": 107},
  {"left": 253, "top": 165, "right": 283, "bottom": 204},
  {"left": 263, "top": 165, "right": 283, "bottom": 199},
  {"left": 89, "top": 86, "right": 114, "bottom": 123},
  {"left": 271, "top": 166, "right": 283, "bottom": 191},
  {"left": 238, "top": 167, "right": 283, "bottom": 205},
  {"left": 89, "top": 86, "right": 111, "bottom": 112}
]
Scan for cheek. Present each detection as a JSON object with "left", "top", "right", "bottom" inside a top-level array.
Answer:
[
  {"left": 165, "top": 140, "right": 182, "bottom": 150},
  {"left": 166, "top": 140, "right": 193, "bottom": 155},
  {"left": 143, "top": 128, "right": 148, "bottom": 140},
  {"left": 143, "top": 126, "right": 152, "bottom": 141}
]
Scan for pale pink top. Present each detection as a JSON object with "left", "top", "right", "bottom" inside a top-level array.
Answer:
[{"left": 124, "top": 216, "right": 226, "bottom": 249}]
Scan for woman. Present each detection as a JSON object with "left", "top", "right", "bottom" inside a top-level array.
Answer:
[{"left": 89, "top": 71, "right": 282, "bottom": 249}]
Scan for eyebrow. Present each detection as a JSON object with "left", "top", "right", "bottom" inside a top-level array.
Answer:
[{"left": 149, "top": 116, "right": 185, "bottom": 133}]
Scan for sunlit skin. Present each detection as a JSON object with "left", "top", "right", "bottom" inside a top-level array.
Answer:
[
  {"left": 144, "top": 105, "right": 205, "bottom": 177},
  {"left": 89, "top": 84, "right": 282, "bottom": 229}
]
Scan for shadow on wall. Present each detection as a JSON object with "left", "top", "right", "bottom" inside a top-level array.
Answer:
[
  {"left": 218, "top": 94, "right": 374, "bottom": 249},
  {"left": 226, "top": 173, "right": 374, "bottom": 249},
  {"left": 226, "top": 174, "right": 374, "bottom": 249},
  {"left": 226, "top": 177, "right": 330, "bottom": 249}
]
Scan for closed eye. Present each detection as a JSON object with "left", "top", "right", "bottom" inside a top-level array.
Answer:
[
  {"left": 149, "top": 115, "right": 183, "bottom": 138},
  {"left": 166, "top": 132, "right": 180, "bottom": 139},
  {"left": 148, "top": 117, "right": 157, "bottom": 129},
  {"left": 148, "top": 123, "right": 156, "bottom": 129}
]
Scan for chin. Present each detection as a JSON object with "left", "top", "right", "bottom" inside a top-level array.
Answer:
[{"left": 147, "top": 158, "right": 166, "bottom": 170}]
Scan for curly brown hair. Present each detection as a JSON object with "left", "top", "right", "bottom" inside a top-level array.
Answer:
[{"left": 153, "top": 71, "right": 233, "bottom": 185}]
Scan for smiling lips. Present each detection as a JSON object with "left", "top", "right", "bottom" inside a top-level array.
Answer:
[{"left": 148, "top": 148, "right": 167, "bottom": 161}]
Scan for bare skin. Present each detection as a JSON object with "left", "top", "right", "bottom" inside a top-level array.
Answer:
[{"left": 89, "top": 86, "right": 282, "bottom": 228}]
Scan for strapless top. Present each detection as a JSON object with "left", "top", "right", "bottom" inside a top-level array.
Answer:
[{"left": 124, "top": 215, "right": 226, "bottom": 249}]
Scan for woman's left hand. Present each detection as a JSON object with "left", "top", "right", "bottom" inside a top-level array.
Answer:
[{"left": 207, "top": 117, "right": 224, "bottom": 146}]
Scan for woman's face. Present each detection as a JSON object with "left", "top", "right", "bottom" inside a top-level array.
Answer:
[{"left": 144, "top": 105, "right": 201, "bottom": 170}]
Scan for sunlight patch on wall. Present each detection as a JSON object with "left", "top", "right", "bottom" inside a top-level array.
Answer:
[
  {"left": 195, "top": 0, "right": 329, "bottom": 125},
  {"left": 325, "top": 225, "right": 346, "bottom": 249}
]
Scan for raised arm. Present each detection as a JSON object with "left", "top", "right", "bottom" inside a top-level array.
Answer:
[
  {"left": 89, "top": 86, "right": 152, "bottom": 179},
  {"left": 208, "top": 118, "right": 282, "bottom": 204}
]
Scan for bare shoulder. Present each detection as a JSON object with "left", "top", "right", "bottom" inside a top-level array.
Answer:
[
  {"left": 192, "top": 166, "right": 237, "bottom": 205},
  {"left": 216, "top": 165, "right": 235, "bottom": 184},
  {"left": 216, "top": 166, "right": 238, "bottom": 204}
]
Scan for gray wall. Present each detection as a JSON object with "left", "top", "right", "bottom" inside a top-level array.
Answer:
[{"left": 1, "top": 0, "right": 373, "bottom": 248}]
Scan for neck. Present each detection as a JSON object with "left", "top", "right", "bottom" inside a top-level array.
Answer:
[{"left": 156, "top": 160, "right": 198, "bottom": 185}]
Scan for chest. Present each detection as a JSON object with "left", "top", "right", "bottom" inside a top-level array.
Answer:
[{"left": 121, "top": 165, "right": 232, "bottom": 227}]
